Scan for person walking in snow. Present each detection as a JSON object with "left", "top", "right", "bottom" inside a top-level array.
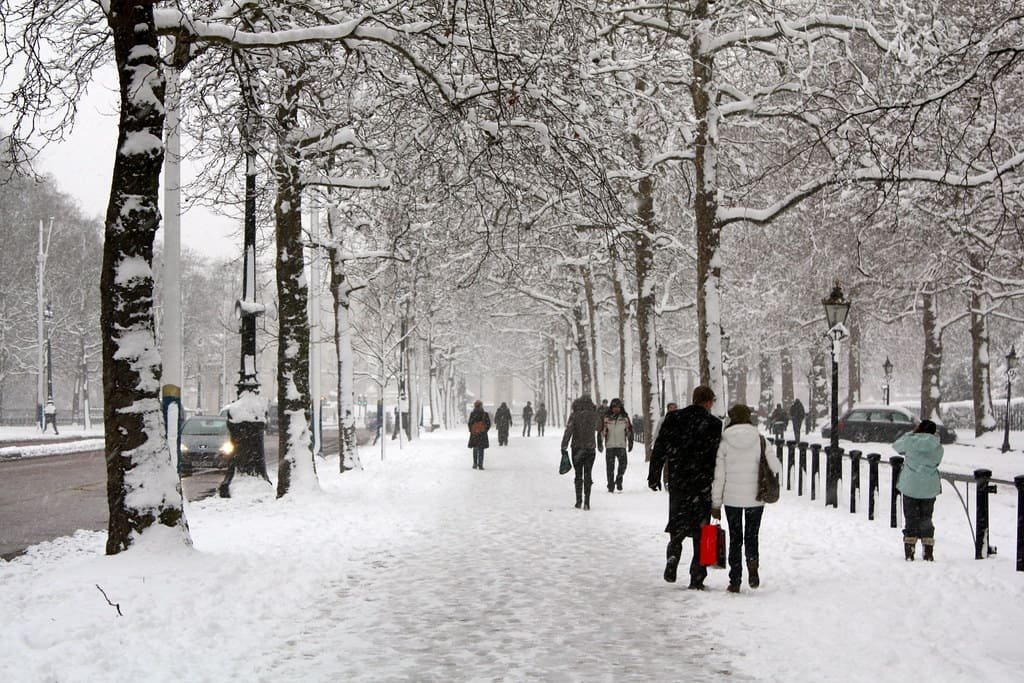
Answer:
[
  {"left": 42, "top": 399, "right": 59, "bottom": 435},
  {"left": 534, "top": 402, "right": 547, "bottom": 436},
  {"left": 602, "top": 398, "right": 633, "bottom": 492},
  {"left": 468, "top": 400, "right": 492, "bottom": 470},
  {"left": 522, "top": 401, "right": 534, "bottom": 437},
  {"left": 893, "top": 420, "right": 944, "bottom": 561},
  {"left": 769, "top": 403, "right": 787, "bottom": 440},
  {"left": 711, "top": 404, "right": 781, "bottom": 593},
  {"left": 561, "top": 394, "right": 603, "bottom": 510},
  {"left": 632, "top": 413, "right": 644, "bottom": 441},
  {"left": 648, "top": 385, "right": 722, "bottom": 589},
  {"left": 494, "top": 402, "right": 513, "bottom": 446},
  {"left": 789, "top": 398, "right": 806, "bottom": 442}
]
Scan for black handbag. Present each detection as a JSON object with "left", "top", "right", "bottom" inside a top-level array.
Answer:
[
  {"left": 756, "top": 435, "right": 780, "bottom": 504},
  {"left": 559, "top": 450, "right": 572, "bottom": 475}
]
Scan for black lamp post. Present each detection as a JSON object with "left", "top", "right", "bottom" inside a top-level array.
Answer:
[
  {"left": 44, "top": 302, "right": 54, "bottom": 403},
  {"left": 822, "top": 282, "right": 851, "bottom": 508},
  {"left": 656, "top": 343, "right": 668, "bottom": 415},
  {"left": 883, "top": 356, "right": 893, "bottom": 406},
  {"left": 1002, "top": 346, "right": 1018, "bottom": 453}
]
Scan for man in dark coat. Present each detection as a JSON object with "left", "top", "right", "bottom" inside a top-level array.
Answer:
[
  {"left": 769, "top": 403, "right": 787, "bottom": 440},
  {"left": 467, "top": 400, "right": 491, "bottom": 470},
  {"left": 522, "top": 401, "right": 534, "bottom": 437},
  {"left": 494, "top": 402, "right": 513, "bottom": 446},
  {"left": 561, "top": 395, "right": 604, "bottom": 510},
  {"left": 648, "top": 385, "right": 722, "bottom": 589},
  {"left": 789, "top": 398, "right": 807, "bottom": 442},
  {"left": 534, "top": 402, "right": 547, "bottom": 436}
]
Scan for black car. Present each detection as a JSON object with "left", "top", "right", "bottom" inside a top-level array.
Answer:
[
  {"left": 179, "top": 415, "right": 234, "bottom": 474},
  {"left": 821, "top": 405, "right": 956, "bottom": 445}
]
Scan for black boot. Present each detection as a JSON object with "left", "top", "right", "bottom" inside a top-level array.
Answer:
[
  {"left": 583, "top": 484, "right": 591, "bottom": 510},
  {"left": 664, "top": 555, "right": 679, "bottom": 583},
  {"left": 574, "top": 481, "right": 583, "bottom": 509},
  {"left": 904, "top": 537, "right": 917, "bottom": 561},
  {"left": 747, "top": 560, "right": 760, "bottom": 589},
  {"left": 922, "top": 539, "right": 934, "bottom": 561}
]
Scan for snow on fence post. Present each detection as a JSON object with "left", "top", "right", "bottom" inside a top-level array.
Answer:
[
  {"left": 810, "top": 443, "right": 821, "bottom": 501},
  {"left": 849, "top": 450, "right": 861, "bottom": 514},
  {"left": 798, "top": 442, "right": 808, "bottom": 496},
  {"left": 1015, "top": 475, "right": 1024, "bottom": 571},
  {"left": 890, "top": 456, "right": 904, "bottom": 529},
  {"left": 867, "top": 453, "right": 881, "bottom": 521},
  {"left": 974, "top": 469, "right": 997, "bottom": 560}
]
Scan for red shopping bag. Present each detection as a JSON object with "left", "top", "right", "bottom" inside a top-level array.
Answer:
[{"left": 699, "top": 523, "right": 726, "bottom": 568}]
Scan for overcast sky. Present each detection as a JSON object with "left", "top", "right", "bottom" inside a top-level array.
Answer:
[{"left": 37, "top": 65, "right": 239, "bottom": 260}]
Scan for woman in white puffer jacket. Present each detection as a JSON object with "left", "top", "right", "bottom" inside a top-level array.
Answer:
[{"left": 711, "top": 404, "right": 780, "bottom": 593}]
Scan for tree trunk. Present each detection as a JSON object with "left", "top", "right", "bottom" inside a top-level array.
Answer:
[
  {"left": 969, "top": 285, "right": 996, "bottom": 435},
  {"left": 572, "top": 302, "right": 592, "bottom": 397},
  {"left": 758, "top": 353, "right": 773, "bottom": 419},
  {"left": 328, "top": 246, "right": 357, "bottom": 471},
  {"left": 920, "top": 291, "right": 943, "bottom": 422},
  {"left": 734, "top": 355, "right": 748, "bottom": 407},
  {"left": 811, "top": 347, "right": 829, "bottom": 429},
  {"left": 102, "top": 2, "right": 188, "bottom": 555},
  {"left": 274, "top": 80, "right": 316, "bottom": 497},
  {"left": 612, "top": 259, "right": 628, "bottom": 402},
  {"left": 847, "top": 319, "right": 862, "bottom": 409},
  {"left": 691, "top": 39, "right": 725, "bottom": 411},
  {"left": 583, "top": 265, "right": 601, "bottom": 404},
  {"left": 780, "top": 347, "right": 794, "bottom": 408}
]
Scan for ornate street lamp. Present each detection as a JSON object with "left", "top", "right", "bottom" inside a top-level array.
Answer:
[
  {"left": 883, "top": 356, "right": 893, "bottom": 406},
  {"left": 822, "top": 281, "right": 851, "bottom": 508},
  {"left": 656, "top": 343, "right": 668, "bottom": 415},
  {"left": 1001, "top": 346, "right": 1018, "bottom": 453}
]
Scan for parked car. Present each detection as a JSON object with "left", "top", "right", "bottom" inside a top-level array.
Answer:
[
  {"left": 180, "top": 415, "right": 234, "bottom": 474},
  {"left": 821, "top": 404, "right": 956, "bottom": 445}
]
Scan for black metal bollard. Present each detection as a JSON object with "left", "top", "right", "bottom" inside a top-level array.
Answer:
[
  {"left": 810, "top": 443, "right": 821, "bottom": 501},
  {"left": 849, "top": 450, "right": 861, "bottom": 514},
  {"left": 1015, "top": 475, "right": 1024, "bottom": 572},
  {"left": 890, "top": 455, "right": 904, "bottom": 529},
  {"left": 786, "top": 440, "right": 796, "bottom": 491},
  {"left": 974, "top": 469, "right": 998, "bottom": 559},
  {"left": 825, "top": 445, "right": 842, "bottom": 508},
  {"left": 798, "top": 442, "right": 808, "bottom": 496},
  {"left": 867, "top": 453, "right": 881, "bottom": 521}
]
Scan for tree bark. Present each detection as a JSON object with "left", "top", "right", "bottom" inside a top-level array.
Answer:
[
  {"left": 612, "top": 259, "right": 628, "bottom": 402},
  {"left": 582, "top": 265, "right": 601, "bottom": 404},
  {"left": 758, "top": 353, "right": 773, "bottom": 419},
  {"left": 573, "top": 301, "right": 592, "bottom": 397},
  {"left": 102, "top": 1, "right": 188, "bottom": 554},
  {"left": 847, "top": 319, "right": 862, "bottom": 409},
  {"left": 920, "top": 291, "right": 943, "bottom": 422},
  {"left": 780, "top": 347, "right": 794, "bottom": 408},
  {"left": 969, "top": 283, "right": 996, "bottom": 435},
  {"left": 811, "top": 346, "right": 829, "bottom": 428}
]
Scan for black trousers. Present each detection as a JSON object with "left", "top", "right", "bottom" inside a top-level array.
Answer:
[
  {"left": 666, "top": 495, "right": 711, "bottom": 585},
  {"left": 523, "top": 419, "right": 532, "bottom": 437},
  {"left": 472, "top": 447, "right": 485, "bottom": 468},
  {"left": 902, "top": 495, "right": 936, "bottom": 539},
  {"left": 724, "top": 505, "right": 765, "bottom": 587},
  {"left": 572, "top": 448, "right": 596, "bottom": 503},
  {"left": 791, "top": 419, "right": 802, "bottom": 442},
  {"left": 605, "top": 448, "right": 627, "bottom": 489},
  {"left": 536, "top": 422, "right": 545, "bottom": 436}
]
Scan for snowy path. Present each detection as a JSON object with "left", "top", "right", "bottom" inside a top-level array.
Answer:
[{"left": 247, "top": 432, "right": 744, "bottom": 681}]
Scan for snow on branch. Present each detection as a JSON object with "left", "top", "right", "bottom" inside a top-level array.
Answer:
[
  {"left": 701, "top": 14, "right": 894, "bottom": 55},
  {"left": 301, "top": 174, "right": 393, "bottom": 190}
]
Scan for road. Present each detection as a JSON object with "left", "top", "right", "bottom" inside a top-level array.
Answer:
[{"left": 0, "top": 431, "right": 338, "bottom": 560}]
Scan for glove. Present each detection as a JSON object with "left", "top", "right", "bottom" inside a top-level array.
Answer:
[{"left": 710, "top": 507, "right": 721, "bottom": 521}]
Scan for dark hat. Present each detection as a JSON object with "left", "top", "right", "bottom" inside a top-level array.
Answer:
[{"left": 727, "top": 404, "right": 753, "bottom": 425}]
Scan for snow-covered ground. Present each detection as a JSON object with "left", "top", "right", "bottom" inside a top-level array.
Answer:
[{"left": 1, "top": 429, "right": 1022, "bottom": 682}]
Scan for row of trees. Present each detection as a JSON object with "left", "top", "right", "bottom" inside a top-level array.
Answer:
[{"left": 2, "top": 1, "right": 1021, "bottom": 555}]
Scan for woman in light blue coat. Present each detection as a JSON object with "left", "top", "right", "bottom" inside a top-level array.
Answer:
[{"left": 893, "top": 420, "right": 944, "bottom": 561}]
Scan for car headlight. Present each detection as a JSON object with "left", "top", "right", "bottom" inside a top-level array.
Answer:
[
  {"left": 219, "top": 441, "right": 234, "bottom": 455},
  {"left": 180, "top": 443, "right": 189, "bottom": 452}
]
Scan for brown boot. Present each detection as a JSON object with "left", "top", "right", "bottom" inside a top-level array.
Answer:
[
  {"left": 904, "top": 537, "right": 917, "bottom": 561},
  {"left": 922, "top": 538, "right": 934, "bottom": 561},
  {"left": 747, "top": 560, "right": 760, "bottom": 589}
]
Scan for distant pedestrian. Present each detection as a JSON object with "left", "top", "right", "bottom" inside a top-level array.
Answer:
[
  {"left": 561, "top": 394, "right": 603, "bottom": 510},
  {"left": 769, "top": 403, "right": 787, "bottom": 440},
  {"left": 648, "top": 386, "right": 722, "bottom": 589},
  {"left": 42, "top": 399, "right": 59, "bottom": 435},
  {"left": 534, "top": 402, "right": 547, "bottom": 436},
  {"left": 711, "top": 404, "right": 780, "bottom": 593},
  {"left": 632, "top": 413, "right": 644, "bottom": 441},
  {"left": 598, "top": 399, "right": 610, "bottom": 420},
  {"left": 468, "top": 400, "right": 491, "bottom": 470},
  {"left": 602, "top": 398, "right": 634, "bottom": 492},
  {"left": 494, "top": 402, "right": 513, "bottom": 446},
  {"left": 522, "top": 401, "right": 534, "bottom": 437},
  {"left": 789, "top": 399, "right": 806, "bottom": 442},
  {"left": 893, "top": 420, "right": 944, "bottom": 561}
]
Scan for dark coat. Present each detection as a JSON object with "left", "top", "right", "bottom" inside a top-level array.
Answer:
[
  {"left": 535, "top": 406, "right": 547, "bottom": 425},
  {"left": 468, "top": 408, "right": 491, "bottom": 449},
  {"left": 560, "top": 396, "right": 603, "bottom": 452},
  {"left": 789, "top": 399, "right": 806, "bottom": 424},
  {"left": 494, "top": 405, "right": 512, "bottom": 429},
  {"left": 648, "top": 404, "right": 722, "bottom": 534},
  {"left": 522, "top": 404, "right": 534, "bottom": 422}
]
